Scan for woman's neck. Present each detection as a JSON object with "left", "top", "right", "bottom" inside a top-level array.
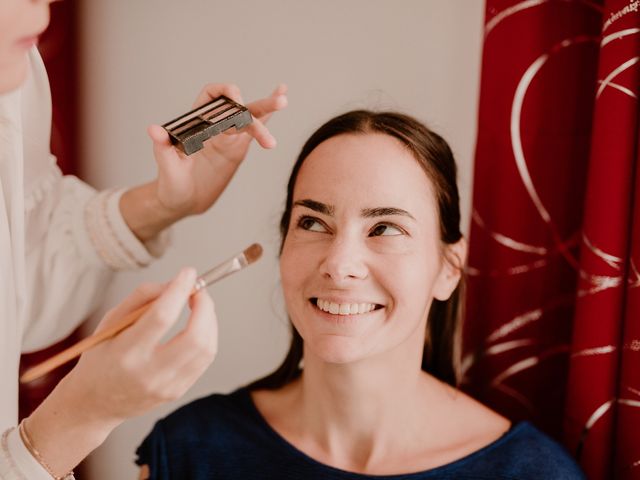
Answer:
[
  {"left": 251, "top": 336, "right": 509, "bottom": 475},
  {"left": 290, "top": 347, "right": 453, "bottom": 472}
]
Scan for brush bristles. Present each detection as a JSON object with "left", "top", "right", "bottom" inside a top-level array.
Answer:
[{"left": 243, "top": 243, "right": 263, "bottom": 264}]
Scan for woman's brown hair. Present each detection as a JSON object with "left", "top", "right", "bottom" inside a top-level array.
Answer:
[{"left": 249, "top": 110, "right": 464, "bottom": 389}]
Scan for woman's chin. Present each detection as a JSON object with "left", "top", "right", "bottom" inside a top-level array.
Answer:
[{"left": 305, "top": 337, "right": 370, "bottom": 365}]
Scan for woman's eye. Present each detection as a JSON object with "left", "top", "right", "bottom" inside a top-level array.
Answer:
[
  {"left": 370, "top": 224, "right": 404, "bottom": 237},
  {"left": 297, "top": 216, "right": 327, "bottom": 232}
]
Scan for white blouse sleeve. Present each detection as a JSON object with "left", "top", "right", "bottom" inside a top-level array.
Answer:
[
  {"left": 20, "top": 160, "right": 171, "bottom": 353},
  {"left": 18, "top": 47, "right": 171, "bottom": 352},
  {"left": 1, "top": 427, "right": 67, "bottom": 480}
]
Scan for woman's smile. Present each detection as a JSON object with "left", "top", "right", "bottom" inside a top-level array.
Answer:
[{"left": 312, "top": 298, "right": 382, "bottom": 316}]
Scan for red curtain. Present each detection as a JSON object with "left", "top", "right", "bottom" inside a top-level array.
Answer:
[{"left": 463, "top": 1, "right": 639, "bottom": 479}]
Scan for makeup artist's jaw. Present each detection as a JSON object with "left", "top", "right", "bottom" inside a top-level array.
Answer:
[
  {"left": 279, "top": 133, "right": 452, "bottom": 367},
  {"left": 0, "top": 0, "right": 56, "bottom": 94}
]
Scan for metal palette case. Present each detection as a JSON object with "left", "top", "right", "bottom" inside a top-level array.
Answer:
[{"left": 162, "top": 96, "right": 253, "bottom": 155}]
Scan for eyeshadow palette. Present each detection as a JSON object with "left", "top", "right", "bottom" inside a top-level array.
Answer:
[{"left": 162, "top": 96, "right": 253, "bottom": 155}]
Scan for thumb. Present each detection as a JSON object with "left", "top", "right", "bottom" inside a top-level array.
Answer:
[
  {"left": 148, "top": 124, "right": 176, "bottom": 160},
  {"left": 148, "top": 124, "right": 193, "bottom": 181},
  {"left": 148, "top": 124, "right": 172, "bottom": 146}
]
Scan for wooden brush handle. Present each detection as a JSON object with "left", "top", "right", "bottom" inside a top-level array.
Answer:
[
  {"left": 20, "top": 302, "right": 152, "bottom": 384},
  {"left": 18, "top": 245, "right": 261, "bottom": 384}
]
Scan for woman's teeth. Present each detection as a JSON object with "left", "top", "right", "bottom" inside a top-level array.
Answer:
[{"left": 315, "top": 298, "right": 377, "bottom": 315}]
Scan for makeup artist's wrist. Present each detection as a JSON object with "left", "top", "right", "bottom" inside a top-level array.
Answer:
[
  {"left": 25, "top": 375, "right": 122, "bottom": 477},
  {"left": 119, "top": 181, "right": 186, "bottom": 242}
]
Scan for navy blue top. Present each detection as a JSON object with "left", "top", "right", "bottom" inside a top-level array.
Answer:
[{"left": 136, "top": 388, "right": 585, "bottom": 479}]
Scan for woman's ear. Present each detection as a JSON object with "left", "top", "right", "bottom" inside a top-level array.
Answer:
[{"left": 433, "top": 238, "right": 467, "bottom": 301}]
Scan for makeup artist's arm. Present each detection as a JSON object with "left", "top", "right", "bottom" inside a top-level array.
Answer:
[
  {"left": 120, "top": 83, "right": 288, "bottom": 242},
  {"left": 21, "top": 268, "right": 218, "bottom": 478}
]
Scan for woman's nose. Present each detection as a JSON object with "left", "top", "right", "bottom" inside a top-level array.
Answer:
[{"left": 320, "top": 235, "right": 368, "bottom": 284}]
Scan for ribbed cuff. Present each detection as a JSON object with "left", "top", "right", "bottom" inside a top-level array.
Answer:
[{"left": 84, "top": 189, "right": 172, "bottom": 270}]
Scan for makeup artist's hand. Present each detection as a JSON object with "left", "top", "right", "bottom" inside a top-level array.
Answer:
[
  {"left": 150, "top": 83, "right": 288, "bottom": 216},
  {"left": 119, "top": 84, "right": 288, "bottom": 242},
  {"left": 24, "top": 268, "right": 218, "bottom": 477},
  {"left": 72, "top": 267, "right": 218, "bottom": 419}
]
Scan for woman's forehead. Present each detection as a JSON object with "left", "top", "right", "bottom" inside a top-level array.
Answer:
[{"left": 293, "top": 133, "right": 437, "bottom": 211}]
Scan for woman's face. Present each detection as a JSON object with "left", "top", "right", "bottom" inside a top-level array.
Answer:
[
  {"left": 0, "top": 0, "right": 54, "bottom": 94},
  {"left": 280, "top": 132, "right": 460, "bottom": 366}
]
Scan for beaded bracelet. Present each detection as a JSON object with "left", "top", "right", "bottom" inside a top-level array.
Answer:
[{"left": 18, "top": 419, "right": 75, "bottom": 480}]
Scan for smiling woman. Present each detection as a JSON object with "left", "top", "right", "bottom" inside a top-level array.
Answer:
[
  {"left": 135, "top": 111, "right": 586, "bottom": 479},
  {"left": 270, "top": 111, "right": 467, "bottom": 388},
  {"left": 275, "top": 114, "right": 465, "bottom": 382}
]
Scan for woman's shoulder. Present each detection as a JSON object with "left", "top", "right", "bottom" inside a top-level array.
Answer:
[
  {"left": 152, "top": 387, "right": 258, "bottom": 442},
  {"left": 136, "top": 387, "right": 276, "bottom": 476},
  {"left": 461, "top": 421, "right": 585, "bottom": 479},
  {"left": 425, "top": 386, "right": 584, "bottom": 479}
]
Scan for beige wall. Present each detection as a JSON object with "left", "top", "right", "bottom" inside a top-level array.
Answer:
[{"left": 78, "top": 1, "right": 484, "bottom": 477}]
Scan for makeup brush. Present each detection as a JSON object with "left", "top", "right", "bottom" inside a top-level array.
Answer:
[{"left": 20, "top": 243, "right": 263, "bottom": 384}]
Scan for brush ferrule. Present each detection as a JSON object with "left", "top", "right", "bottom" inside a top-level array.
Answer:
[{"left": 198, "top": 255, "right": 245, "bottom": 289}]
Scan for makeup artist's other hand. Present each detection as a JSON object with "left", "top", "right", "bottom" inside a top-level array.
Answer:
[
  {"left": 149, "top": 83, "right": 288, "bottom": 217},
  {"left": 118, "top": 84, "right": 287, "bottom": 242},
  {"left": 65, "top": 267, "right": 217, "bottom": 421}
]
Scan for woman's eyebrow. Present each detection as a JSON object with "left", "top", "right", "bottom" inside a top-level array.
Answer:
[
  {"left": 293, "top": 199, "right": 334, "bottom": 216},
  {"left": 293, "top": 200, "right": 415, "bottom": 220},
  {"left": 361, "top": 207, "right": 416, "bottom": 220}
]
